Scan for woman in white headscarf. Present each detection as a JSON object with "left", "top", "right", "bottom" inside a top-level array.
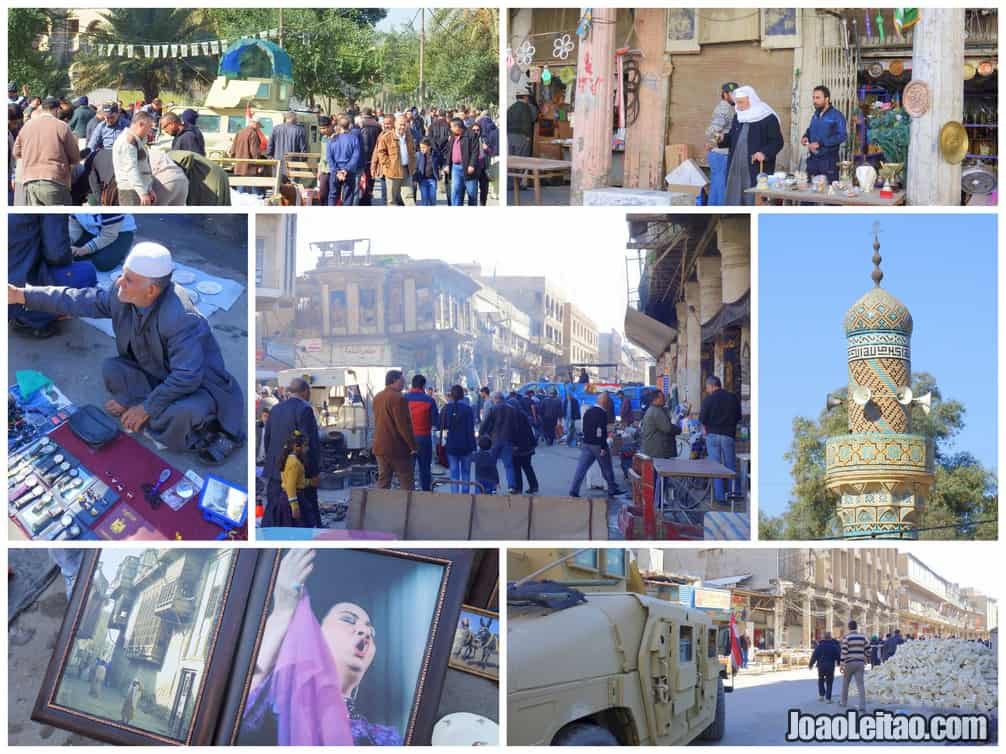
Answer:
[{"left": 717, "top": 85, "right": 784, "bottom": 205}]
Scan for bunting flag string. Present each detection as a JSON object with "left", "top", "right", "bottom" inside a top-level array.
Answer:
[{"left": 86, "top": 28, "right": 281, "bottom": 58}]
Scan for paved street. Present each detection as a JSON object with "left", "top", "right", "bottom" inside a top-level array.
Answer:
[
  {"left": 716, "top": 667, "right": 978, "bottom": 746},
  {"left": 8, "top": 574, "right": 103, "bottom": 746}
]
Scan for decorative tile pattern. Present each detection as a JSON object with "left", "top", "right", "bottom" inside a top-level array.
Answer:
[
  {"left": 843, "top": 287, "right": 913, "bottom": 336},
  {"left": 847, "top": 358, "right": 911, "bottom": 433}
]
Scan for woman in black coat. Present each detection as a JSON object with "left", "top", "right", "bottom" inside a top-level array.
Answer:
[{"left": 719, "top": 85, "right": 784, "bottom": 205}]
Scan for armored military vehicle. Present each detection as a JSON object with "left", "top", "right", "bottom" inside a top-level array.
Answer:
[
  {"left": 157, "top": 38, "right": 321, "bottom": 159},
  {"left": 508, "top": 589, "right": 728, "bottom": 745}
]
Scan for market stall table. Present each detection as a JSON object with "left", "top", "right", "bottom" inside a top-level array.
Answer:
[
  {"left": 652, "top": 457, "right": 741, "bottom": 539},
  {"left": 745, "top": 186, "right": 905, "bottom": 206},
  {"left": 508, "top": 156, "right": 572, "bottom": 206}
]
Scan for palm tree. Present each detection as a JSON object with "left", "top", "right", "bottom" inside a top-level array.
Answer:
[{"left": 70, "top": 9, "right": 218, "bottom": 103}]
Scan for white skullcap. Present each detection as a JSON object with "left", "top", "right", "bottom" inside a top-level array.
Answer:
[{"left": 124, "top": 242, "right": 174, "bottom": 279}]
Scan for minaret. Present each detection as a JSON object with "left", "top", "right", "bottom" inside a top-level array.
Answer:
[{"left": 824, "top": 225, "right": 935, "bottom": 538}]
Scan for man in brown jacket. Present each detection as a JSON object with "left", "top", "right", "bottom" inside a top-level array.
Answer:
[
  {"left": 13, "top": 97, "right": 80, "bottom": 205},
  {"left": 230, "top": 115, "right": 267, "bottom": 193},
  {"left": 372, "top": 369, "right": 418, "bottom": 489},
  {"left": 371, "top": 114, "right": 416, "bottom": 206}
]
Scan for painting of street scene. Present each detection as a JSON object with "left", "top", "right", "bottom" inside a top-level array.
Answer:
[
  {"left": 449, "top": 607, "right": 499, "bottom": 681},
  {"left": 53, "top": 549, "right": 235, "bottom": 742}
]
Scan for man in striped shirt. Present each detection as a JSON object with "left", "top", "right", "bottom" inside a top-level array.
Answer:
[{"left": 840, "top": 620, "right": 868, "bottom": 710}]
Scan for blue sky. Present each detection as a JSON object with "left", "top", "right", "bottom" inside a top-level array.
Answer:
[
  {"left": 377, "top": 8, "right": 420, "bottom": 33},
  {"left": 758, "top": 214, "right": 998, "bottom": 516}
]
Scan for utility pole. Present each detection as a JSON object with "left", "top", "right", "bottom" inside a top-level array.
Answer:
[
  {"left": 278, "top": 8, "right": 284, "bottom": 47},
  {"left": 419, "top": 8, "right": 426, "bottom": 110}
]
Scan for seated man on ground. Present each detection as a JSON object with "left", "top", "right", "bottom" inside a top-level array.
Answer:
[{"left": 8, "top": 242, "right": 245, "bottom": 463}]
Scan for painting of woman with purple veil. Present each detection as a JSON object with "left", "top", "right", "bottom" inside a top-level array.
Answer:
[{"left": 236, "top": 549, "right": 449, "bottom": 746}]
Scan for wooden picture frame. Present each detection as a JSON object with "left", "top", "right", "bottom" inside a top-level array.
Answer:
[
  {"left": 32, "top": 548, "right": 259, "bottom": 746},
  {"left": 448, "top": 605, "right": 500, "bottom": 682},
  {"left": 761, "top": 8, "right": 801, "bottom": 49},
  {"left": 220, "top": 548, "right": 473, "bottom": 746},
  {"left": 665, "top": 9, "right": 701, "bottom": 54}
]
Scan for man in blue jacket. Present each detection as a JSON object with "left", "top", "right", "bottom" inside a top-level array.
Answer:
[
  {"left": 87, "top": 102, "right": 128, "bottom": 153},
  {"left": 8, "top": 214, "right": 97, "bottom": 338},
  {"left": 809, "top": 631, "right": 842, "bottom": 703},
  {"left": 327, "top": 115, "right": 361, "bottom": 206},
  {"left": 801, "top": 86, "right": 847, "bottom": 183}
]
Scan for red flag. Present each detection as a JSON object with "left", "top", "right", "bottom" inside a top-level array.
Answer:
[{"left": 729, "top": 613, "right": 743, "bottom": 668}]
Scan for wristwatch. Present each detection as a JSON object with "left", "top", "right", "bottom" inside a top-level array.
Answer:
[
  {"left": 8, "top": 475, "right": 38, "bottom": 501},
  {"left": 35, "top": 453, "right": 65, "bottom": 476},
  {"left": 50, "top": 466, "right": 79, "bottom": 487},
  {"left": 43, "top": 461, "right": 72, "bottom": 485},
  {"left": 12, "top": 483, "right": 44, "bottom": 507}
]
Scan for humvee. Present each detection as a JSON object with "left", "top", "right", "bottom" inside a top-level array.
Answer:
[
  {"left": 154, "top": 38, "right": 323, "bottom": 160},
  {"left": 508, "top": 592, "right": 728, "bottom": 746}
]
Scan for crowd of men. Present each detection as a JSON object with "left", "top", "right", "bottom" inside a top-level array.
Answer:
[
  {"left": 306, "top": 105, "right": 499, "bottom": 206},
  {"left": 9, "top": 85, "right": 230, "bottom": 206},
  {"left": 254, "top": 367, "right": 746, "bottom": 527},
  {"left": 9, "top": 82, "right": 497, "bottom": 207}
]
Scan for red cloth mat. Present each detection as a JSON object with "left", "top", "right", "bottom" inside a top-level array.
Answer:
[{"left": 50, "top": 424, "right": 247, "bottom": 541}]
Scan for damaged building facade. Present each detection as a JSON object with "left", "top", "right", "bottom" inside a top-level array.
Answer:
[{"left": 259, "top": 236, "right": 625, "bottom": 391}]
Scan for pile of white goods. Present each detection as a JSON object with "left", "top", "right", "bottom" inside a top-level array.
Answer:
[{"left": 865, "top": 639, "right": 996, "bottom": 712}]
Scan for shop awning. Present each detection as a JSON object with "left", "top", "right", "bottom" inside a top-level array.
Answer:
[
  {"left": 701, "top": 291, "right": 750, "bottom": 343},
  {"left": 624, "top": 307, "right": 677, "bottom": 359},
  {"left": 704, "top": 574, "right": 753, "bottom": 587}
]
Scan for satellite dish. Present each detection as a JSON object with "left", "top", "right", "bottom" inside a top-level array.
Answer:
[
  {"left": 896, "top": 386, "right": 913, "bottom": 405},
  {"left": 851, "top": 384, "right": 872, "bottom": 406}
]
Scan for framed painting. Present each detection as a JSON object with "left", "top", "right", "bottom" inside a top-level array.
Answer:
[
  {"left": 761, "top": 8, "right": 801, "bottom": 49},
  {"left": 666, "top": 9, "right": 701, "bottom": 54},
  {"left": 32, "top": 548, "right": 259, "bottom": 746},
  {"left": 448, "top": 605, "right": 500, "bottom": 682},
  {"left": 221, "top": 548, "right": 473, "bottom": 746}
]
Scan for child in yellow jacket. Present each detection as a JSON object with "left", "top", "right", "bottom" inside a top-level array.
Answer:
[{"left": 279, "top": 431, "right": 308, "bottom": 521}]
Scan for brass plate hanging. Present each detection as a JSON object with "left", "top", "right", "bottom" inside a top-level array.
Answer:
[
  {"left": 889, "top": 60, "right": 904, "bottom": 77},
  {"left": 938, "top": 121, "right": 969, "bottom": 164},
  {"left": 963, "top": 62, "right": 976, "bottom": 80}
]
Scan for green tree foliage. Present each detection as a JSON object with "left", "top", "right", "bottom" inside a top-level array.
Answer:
[
  {"left": 423, "top": 9, "right": 499, "bottom": 109},
  {"left": 208, "top": 9, "right": 382, "bottom": 110},
  {"left": 375, "top": 9, "right": 499, "bottom": 110},
  {"left": 765, "top": 372, "right": 997, "bottom": 540},
  {"left": 70, "top": 10, "right": 217, "bottom": 103},
  {"left": 8, "top": 9, "right": 70, "bottom": 96}
]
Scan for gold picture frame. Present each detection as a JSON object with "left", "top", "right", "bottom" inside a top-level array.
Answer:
[{"left": 448, "top": 605, "right": 499, "bottom": 682}]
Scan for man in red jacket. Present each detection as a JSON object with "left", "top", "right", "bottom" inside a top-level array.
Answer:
[{"left": 405, "top": 374, "right": 440, "bottom": 491}]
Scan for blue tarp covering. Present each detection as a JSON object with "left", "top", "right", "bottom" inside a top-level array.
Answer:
[{"left": 218, "top": 38, "right": 293, "bottom": 81}]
